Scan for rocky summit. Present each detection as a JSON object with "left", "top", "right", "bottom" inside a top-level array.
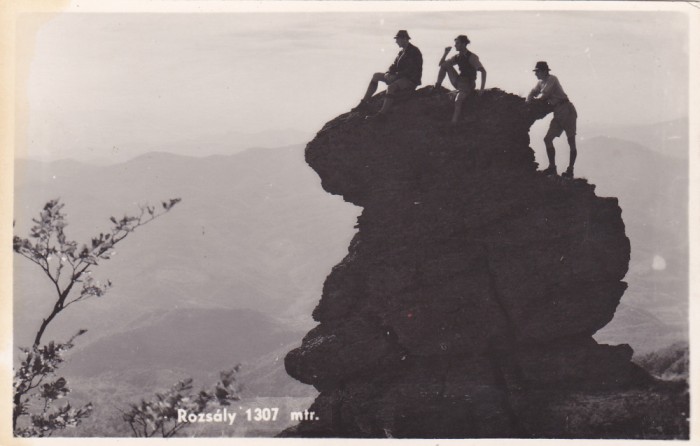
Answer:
[{"left": 283, "top": 88, "right": 688, "bottom": 438}]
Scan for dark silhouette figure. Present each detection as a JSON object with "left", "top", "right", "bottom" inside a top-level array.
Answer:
[
  {"left": 527, "top": 61, "right": 578, "bottom": 178},
  {"left": 435, "top": 35, "right": 487, "bottom": 124},
  {"left": 357, "top": 30, "right": 423, "bottom": 119}
]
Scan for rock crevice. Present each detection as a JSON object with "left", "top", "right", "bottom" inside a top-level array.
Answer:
[{"left": 283, "top": 88, "right": 684, "bottom": 438}]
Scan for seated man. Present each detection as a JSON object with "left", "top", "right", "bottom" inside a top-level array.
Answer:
[
  {"left": 357, "top": 30, "right": 423, "bottom": 118},
  {"left": 526, "top": 61, "right": 578, "bottom": 178},
  {"left": 435, "top": 35, "right": 487, "bottom": 124}
]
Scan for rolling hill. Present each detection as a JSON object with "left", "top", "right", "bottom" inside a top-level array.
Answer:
[
  {"left": 11, "top": 119, "right": 689, "bottom": 436},
  {"left": 14, "top": 145, "right": 361, "bottom": 347}
]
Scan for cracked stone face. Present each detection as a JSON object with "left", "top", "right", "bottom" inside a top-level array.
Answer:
[{"left": 282, "top": 88, "right": 683, "bottom": 439}]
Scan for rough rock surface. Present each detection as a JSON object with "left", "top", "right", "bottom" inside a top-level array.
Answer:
[{"left": 282, "top": 88, "right": 688, "bottom": 438}]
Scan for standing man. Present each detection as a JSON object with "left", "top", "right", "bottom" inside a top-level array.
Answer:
[
  {"left": 357, "top": 30, "right": 423, "bottom": 118},
  {"left": 435, "top": 35, "right": 487, "bottom": 124},
  {"left": 526, "top": 61, "right": 578, "bottom": 178}
]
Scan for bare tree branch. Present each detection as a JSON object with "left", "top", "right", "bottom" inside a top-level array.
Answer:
[{"left": 13, "top": 198, "right": 180, "bottom": 436}]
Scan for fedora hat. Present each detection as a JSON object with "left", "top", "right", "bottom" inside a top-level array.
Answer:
[
  {"left": 533, "top": 61, "right": 550, "bottom": 72},
  {"left": 394, "top": 30, "right": 411, "bottom": 40}
]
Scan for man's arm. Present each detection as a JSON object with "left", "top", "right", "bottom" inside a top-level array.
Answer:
[
  {"left": 387, "top": 51, "right": 400, "bottom": 74},
  {"left": 526, "top": 82, "right": 541, "bottom": 102},
  {"left": 469, "top": 54, "right": 486, "bottom": 92},
  {"left": 537, "top": 76, "right": 559, "bottom": 101},
  {"left": 395, "top": 47, "right": 422, "bottom": 81},
  {"left": 438, "top": 47, "right": 451, "bottom": 66},
  {"left": 435, "top": 51, "right": 454, "bottom": 87}
]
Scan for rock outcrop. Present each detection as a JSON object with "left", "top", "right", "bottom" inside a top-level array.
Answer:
[{"left": 283, "top": 88, "right": 688, "bottom": 438}]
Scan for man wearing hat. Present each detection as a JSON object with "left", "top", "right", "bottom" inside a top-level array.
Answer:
[
  {"left": 357, "top": 30, "right": 423, "bottom": 118},
  {"left": 435, "top": 35, "right": 487, "bottom": 124},
  {"left": 527, "top": 61, "right": 578, "bottom": 179}
]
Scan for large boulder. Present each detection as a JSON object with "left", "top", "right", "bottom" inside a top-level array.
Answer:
[{"left": 282, "top": 88, "right": 687, "bottom": 438}]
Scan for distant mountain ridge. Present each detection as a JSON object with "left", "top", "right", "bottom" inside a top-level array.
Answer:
[
  {"left": 14, "top": 127, "right": 687, "bottom": 352},
  {"left": 22, "top": 126, "right": 315, "bottom": 165},
  {"left": 12, "top": 117, "right": 688, "bottom": 437},
  {"left": 634, "top": 341, "right": 689, "bottom": 381},
  {"left": 14, "top": 143, "right": 360, "bottom": 346},
  {"left": 595, "top": 303, "right": 686, "bottom": 355},
  {"left": 589, "top": 118, "right": 688, "bottom": 160},
  {"left": 62, "top": 307, "right": 309, "bottom": 394},
  {"left": 574, "top": 135, "right": 688, "bottom": 327}
]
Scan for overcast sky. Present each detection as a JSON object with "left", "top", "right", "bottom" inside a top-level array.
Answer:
[{"left": 16, "top": 6, "right": 690, "bottom": 162}]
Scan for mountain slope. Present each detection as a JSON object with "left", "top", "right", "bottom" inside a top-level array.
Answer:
[
  {"left": 14, "top": 145, "right": 360, "bottom": 347},
  {"left": 575, "top": 136, "right": 688, "bottom": 326},
  {"left": 63, "top": 308, "right": 302, "bottom": 380}
]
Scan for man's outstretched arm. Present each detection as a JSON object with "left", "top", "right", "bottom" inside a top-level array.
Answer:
[{"left": 527, "top": 83, "right": 541, "bottom": 102}]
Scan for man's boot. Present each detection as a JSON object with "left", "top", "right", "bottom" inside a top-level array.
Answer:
[{"left": 542, "top": 165, "right": 557, "bottom": 176}]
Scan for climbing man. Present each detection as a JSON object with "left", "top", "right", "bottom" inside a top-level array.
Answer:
[
  {"left": 526, "top": 61, "right": 578, "bottom": 178},
  {"left": 356, "top": 30, "right": 423, "bottom": 119},
  {"left": 434, "top": 35, "right": 487, "bottom": 124}
]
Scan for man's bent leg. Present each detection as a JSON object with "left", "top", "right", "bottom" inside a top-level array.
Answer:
[
  {"left": 363, "top": 72, "right": 388, "bottom": 102},
  {"left": 445, "top": 66, "right": 460, "bottom": 89},
  {"left": 450, "top": 80, "right": 475, "bottom": 124},
  {"left": 436, "top": 63, "right": 448, "bottom": 87},
  {"left": 379, "top": 78, "right": 416, "bottom": 114},
  {"left": 451, "top": 91, "right": 468, "bottom": 124},
  {"left": 436, "top": 63, "right": 458, "bottom": 88},
  {"left": 379, "top": 94, "right": 395, "bottom": 115}
]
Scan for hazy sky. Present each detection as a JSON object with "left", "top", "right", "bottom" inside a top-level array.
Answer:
[{"left": 17, "top": 6, "right": 690, "bottom": 162}]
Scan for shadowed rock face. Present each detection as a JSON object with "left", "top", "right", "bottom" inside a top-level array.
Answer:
[{"left": 283, "top": 88, "right": 685, "bottom": 438}]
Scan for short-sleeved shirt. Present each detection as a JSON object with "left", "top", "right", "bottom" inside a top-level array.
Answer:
[
  {"left": 531, "top": 75, "right": 577, "bottom": 137},
  {"left": 448, "top": 51, "right": 484, "bottom": 81},
  {"left": 529, "top": 74, "right": 570, "bottom": 107}
]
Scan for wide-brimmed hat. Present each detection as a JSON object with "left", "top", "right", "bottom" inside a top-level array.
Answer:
[
  {"left": 533, "top": 61, "right": 550, "bottom": 72},
  {"left": 455, "top": 35, "right": 470, "bottom": 44},
  {"left": 394, "top": 30, "right": 411, "bottom": 40}
]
